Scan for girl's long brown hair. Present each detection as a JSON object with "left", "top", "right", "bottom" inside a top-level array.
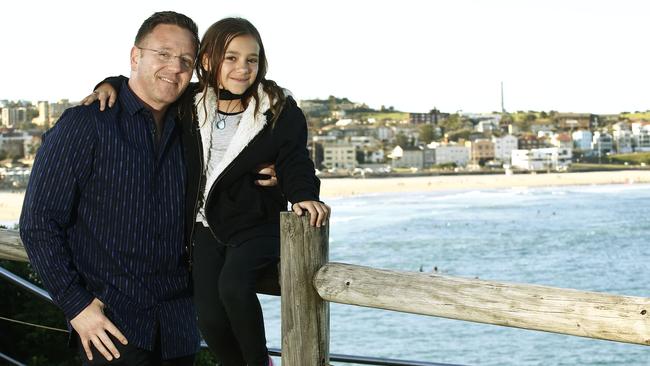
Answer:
[{"left": 195, "top": 17, "right": 286, "bottom": 124}]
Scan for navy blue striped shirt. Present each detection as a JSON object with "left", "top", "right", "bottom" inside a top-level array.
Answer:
[{"left": 20, "top": 81, "right": 200, "bottom": 359}]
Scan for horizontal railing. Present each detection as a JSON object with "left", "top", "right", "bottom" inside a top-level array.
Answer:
[
  {"left": 0, "top": 228, "right": 462, "bottom": 366},
  {"left": 4, "top": 214, "right": 650, "bottom": 366}
]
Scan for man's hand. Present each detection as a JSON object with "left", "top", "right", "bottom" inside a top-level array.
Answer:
[
  {"left": 292, "top": 201, "right": 330, "bottom": 227},
  {"left": 254, "top": 163, "right": 278, "bottom": 187},
  {"left": 70, "top": 298, "right": 128, "bottom": 361},
  {"left": 80, "top": 83, "right": 117, "bottom": 111}
]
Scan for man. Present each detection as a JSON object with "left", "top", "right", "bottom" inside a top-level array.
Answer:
[{"left": 21, "top": 11, "right": 203, "bottom": 365}]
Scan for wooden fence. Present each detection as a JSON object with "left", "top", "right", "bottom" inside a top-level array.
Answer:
[{"left": 2, "top": 213, "right": 649, "bottom": 366}]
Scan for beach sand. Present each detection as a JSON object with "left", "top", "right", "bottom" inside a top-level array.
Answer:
[
  {"left": 2, "top": 170, "right": 650, "bottom": 221},
  {"left": 319, "top": 170, "right": 650, "bottom": 198}
]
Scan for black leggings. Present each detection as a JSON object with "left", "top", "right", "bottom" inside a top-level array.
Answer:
[{"left": 192, "top": 225, "right": 279, "bottom": 366}]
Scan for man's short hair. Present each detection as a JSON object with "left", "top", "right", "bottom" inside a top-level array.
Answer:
[{"left": 135, "top": 11, "right": 199, "bottom": 54}]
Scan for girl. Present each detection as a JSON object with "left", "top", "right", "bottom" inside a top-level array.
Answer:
[{"left": 88, "top": 17, "right": 328, "bottom": 366}]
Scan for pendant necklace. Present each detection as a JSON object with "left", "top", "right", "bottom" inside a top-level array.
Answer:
[{"left": 214, "top": 99, "right": 242, "bottom": 130}]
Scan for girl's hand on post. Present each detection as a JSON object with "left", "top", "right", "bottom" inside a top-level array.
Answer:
[
  {"left": 292, "top": 201, "right": 330, "bottom": 227},
  {"left": 80, "top": 83, "right": 117, "bottom": 111}
]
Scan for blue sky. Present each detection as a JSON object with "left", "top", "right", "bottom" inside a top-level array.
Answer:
[{"left": 1, "top": 0, "right": 649, "bottom": 114}]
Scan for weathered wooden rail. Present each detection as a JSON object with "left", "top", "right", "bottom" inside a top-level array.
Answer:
[{"left": 2, "top": 213, "right": 650, "bottom": 366}]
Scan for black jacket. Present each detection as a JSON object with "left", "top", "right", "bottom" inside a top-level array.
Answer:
[
  {"left": 178, "top": 83, "right": 320, "bottom": 253},
  {"left": 102, "top": 78, "right": 320, "bottom": 263}
]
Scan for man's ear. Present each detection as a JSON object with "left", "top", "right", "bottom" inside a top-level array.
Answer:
[{"left": 130, "top": 46, "right": 139, "bottom": 72}]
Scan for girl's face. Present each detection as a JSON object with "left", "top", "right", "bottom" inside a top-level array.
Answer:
[{"left": 218, "top": 34, "right": 260, "bottom": 95}]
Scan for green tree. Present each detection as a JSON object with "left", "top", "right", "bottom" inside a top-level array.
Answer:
[
  {"left": 418, "top": 124, "right": 437, "bottom": 144},
  {"left": 395, "top": 132, "right": 409, "bottom": 147}
]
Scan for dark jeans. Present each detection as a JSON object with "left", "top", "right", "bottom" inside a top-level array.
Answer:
[
  {"left": 78, "top": 331, "right": 195, "bottom": 366},
  {"left": 192, "top": 225, "right": 279, "bottom": 366}
]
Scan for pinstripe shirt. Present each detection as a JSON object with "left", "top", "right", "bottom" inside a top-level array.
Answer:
[{"left": 20, "top": 81, "right": 200, "bottom": 359}]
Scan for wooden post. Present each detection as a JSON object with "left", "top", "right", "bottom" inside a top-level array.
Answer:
[
  {"left": 280, "top": 212, "right": 329, "bottom": 366},
  {"left": 314, "top": 262, "right": 650, "bottom": 346}
]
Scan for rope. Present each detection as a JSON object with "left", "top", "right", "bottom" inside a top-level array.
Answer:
[{"left": 0, "top": 315, "right": 68, "bottom": 333}]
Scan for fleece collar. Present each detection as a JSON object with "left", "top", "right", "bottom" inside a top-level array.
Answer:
[{"left": 194, "top": 84, "right": 272, "bottom": 182}]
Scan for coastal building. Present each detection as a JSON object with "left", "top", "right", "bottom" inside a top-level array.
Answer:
[
  {"left": 571, "top": 130, "right": 593, "bottom": 151},
  {"left": 612, "top": 123, "right": 633, "bottom": 153},
  {"left": 0, "top": 131, "right": 32, "bottom": 159},
  {"left": 475, "top": 120, "right": 499, "bottom": 133},
  {"left": 323, "top": 143, "right": 357, "bottom": 170},
  {"left": 591, "top": 131, "right": 613, "bottom": 157},
  {"left": 375, "top": 126, "right": 394, "bottom": 141},
  {"left": 1, "top": 107, "right": 28, "bottom": 128},
  {"left": 428, "top": 142, "right": 470, "bottom": 167},
  {"left": 631, "top": 123, "right": 650, "bottom": 152},
  {"left": 518, "top": 134, "right": 546, "bottom": 150},
  {"left": 556, "top": 113, "right": 593, "bottom": 130},
  {"left": 33, "top": 101, "right": 50, "bottom": 126},
  {"left": 492, "top": 135, "right": 518, "bottom": 163},
  {"left": 511, "top": 147, "right": 572, "bottom": 171},
  {"left": 550, "top": 133, "right": 573, "bottom": 150},
  {"left": 391, "top": 146, "right": 424, "bottom": 169},
  {"left": 466, "top": 139, "right": 494, "bottom": 164},
  {"left": 409, "top": 109, "right": 448, "bottom": 125},
  {"left": 530, "top": 121, "right": 555, "bottom": 135}
]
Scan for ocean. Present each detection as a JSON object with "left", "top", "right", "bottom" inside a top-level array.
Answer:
[{"left": 260, "top": 183, "right": 650, "bottom": 365}]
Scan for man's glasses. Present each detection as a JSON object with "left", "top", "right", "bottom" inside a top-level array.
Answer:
[{"left": 136, "top": 47, "right": 195, "bottom": 70}]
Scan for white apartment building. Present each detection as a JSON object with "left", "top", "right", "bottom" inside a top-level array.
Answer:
[
  {"left": 323, "top": 144, "right": 357, "bottom": 170},
  {"left": 476, "top": 120, "right": 498, "bottom": 133},
  {"left": 491, "top": 135, "right": 518, "bottom": 163},
  {"left": 631, "top": 123, "right": 650, "bottom": 152},
  {"left": 1, "top": 107, "right": 28, "bottom": 128},
  {"left": 349, "top": 136, "right": 379, "bottom": 149},
  {"left": 391, "top": 146, "right": 424, "bottom": 169},
  {"left": 591, "top": 131, "right": 613, "bottom": 156},
  {"left": 428, "top": 142, "right": 470, "bottom": 167},
  {"left": 511, "top": 147, "right": 572, "bottom": 171},
  {"left": 572, "top": 130, "right": 593, "bottom": 151},
  {"left": 33, "top": 101, "right": 50, "bottom": 126},
  {"left": 49, "top": 99, "right": 72, "bottom": 122},
  {"left": 375, "top": 127, "right": 394, "bottom": 141},
  {"left": 612, "top": 128, "right": 633, "bottom": 154}
]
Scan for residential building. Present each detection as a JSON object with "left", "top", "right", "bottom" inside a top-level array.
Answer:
[
  {"left": 467, "top": 139, "right": 494, "bottom": 164},
  {"left": 1, "top": 107, "right": 28, "bottom": 128},
  {"left": 375, "top": 126, "right": 394, "bottom": 141},
  {"left": 530, "top": 121, "right": 554, "bottom": 135},
  {"left": 550, "top": 133, "right": 573, "bottom": 150},
  {"left": 409, "top": 109, "right": 448, "bottom": 125},
  {"left": 391, "top": 146, "right": 424, "bottom": 169},
  {"left": 556, "top": 113, "right": 593, "bottom": 130},
  {"left": 612, "top": 123, "right": 633, "bottom": 153},
  {"left": 476, "top": 120, "right": 498, "bottom": 133},
  {"left": 518, "top": 134, "right": 546, "bottom": 150},
  {"left": 492, "top": 135, "right": 518, "bottom": 163},
  {"left": 511, "top": 147, "right": 572, "bottom": 171},
  {"left": 429, "top": 142, "right": 470, "bottom": 167},
  {"left": 591, "top": 131, "right": 613, "bottom": 156},
  {"left": 323, "top": 143, "right": 357, "bottom": 170},
  {"left": 572, "top": 130, "right": 593, "bottom": 151},
  {"left": 631, "top": 123, "right": 650, "bottom": 151},
  {"left": 49, "top": 99, "right": 72, "bottom": 123},
  {"left": 0, "top": 131, "right": 32, "bottom": 158},
  {"left": 33, "top": 101, "right": 50, "bottom": 126}
]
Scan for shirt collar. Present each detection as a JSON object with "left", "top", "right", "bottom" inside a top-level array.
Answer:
[{"left": 119, "top": 79, "right": 147, "bottom": 117}]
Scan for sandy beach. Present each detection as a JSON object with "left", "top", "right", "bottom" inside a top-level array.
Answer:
[
  {"left": 2, "top": 170, "right": 650, "bottom": 222},
  {"left": 319, "top": 170, "right": 650, "bottom": 197}
]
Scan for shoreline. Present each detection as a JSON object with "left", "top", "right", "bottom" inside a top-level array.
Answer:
[
  {"left": 2, "top": 170, "right": 650, "bottom": 222},
  {"left": 319, "top": 170, "right": 650, "bottom": 198}
]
